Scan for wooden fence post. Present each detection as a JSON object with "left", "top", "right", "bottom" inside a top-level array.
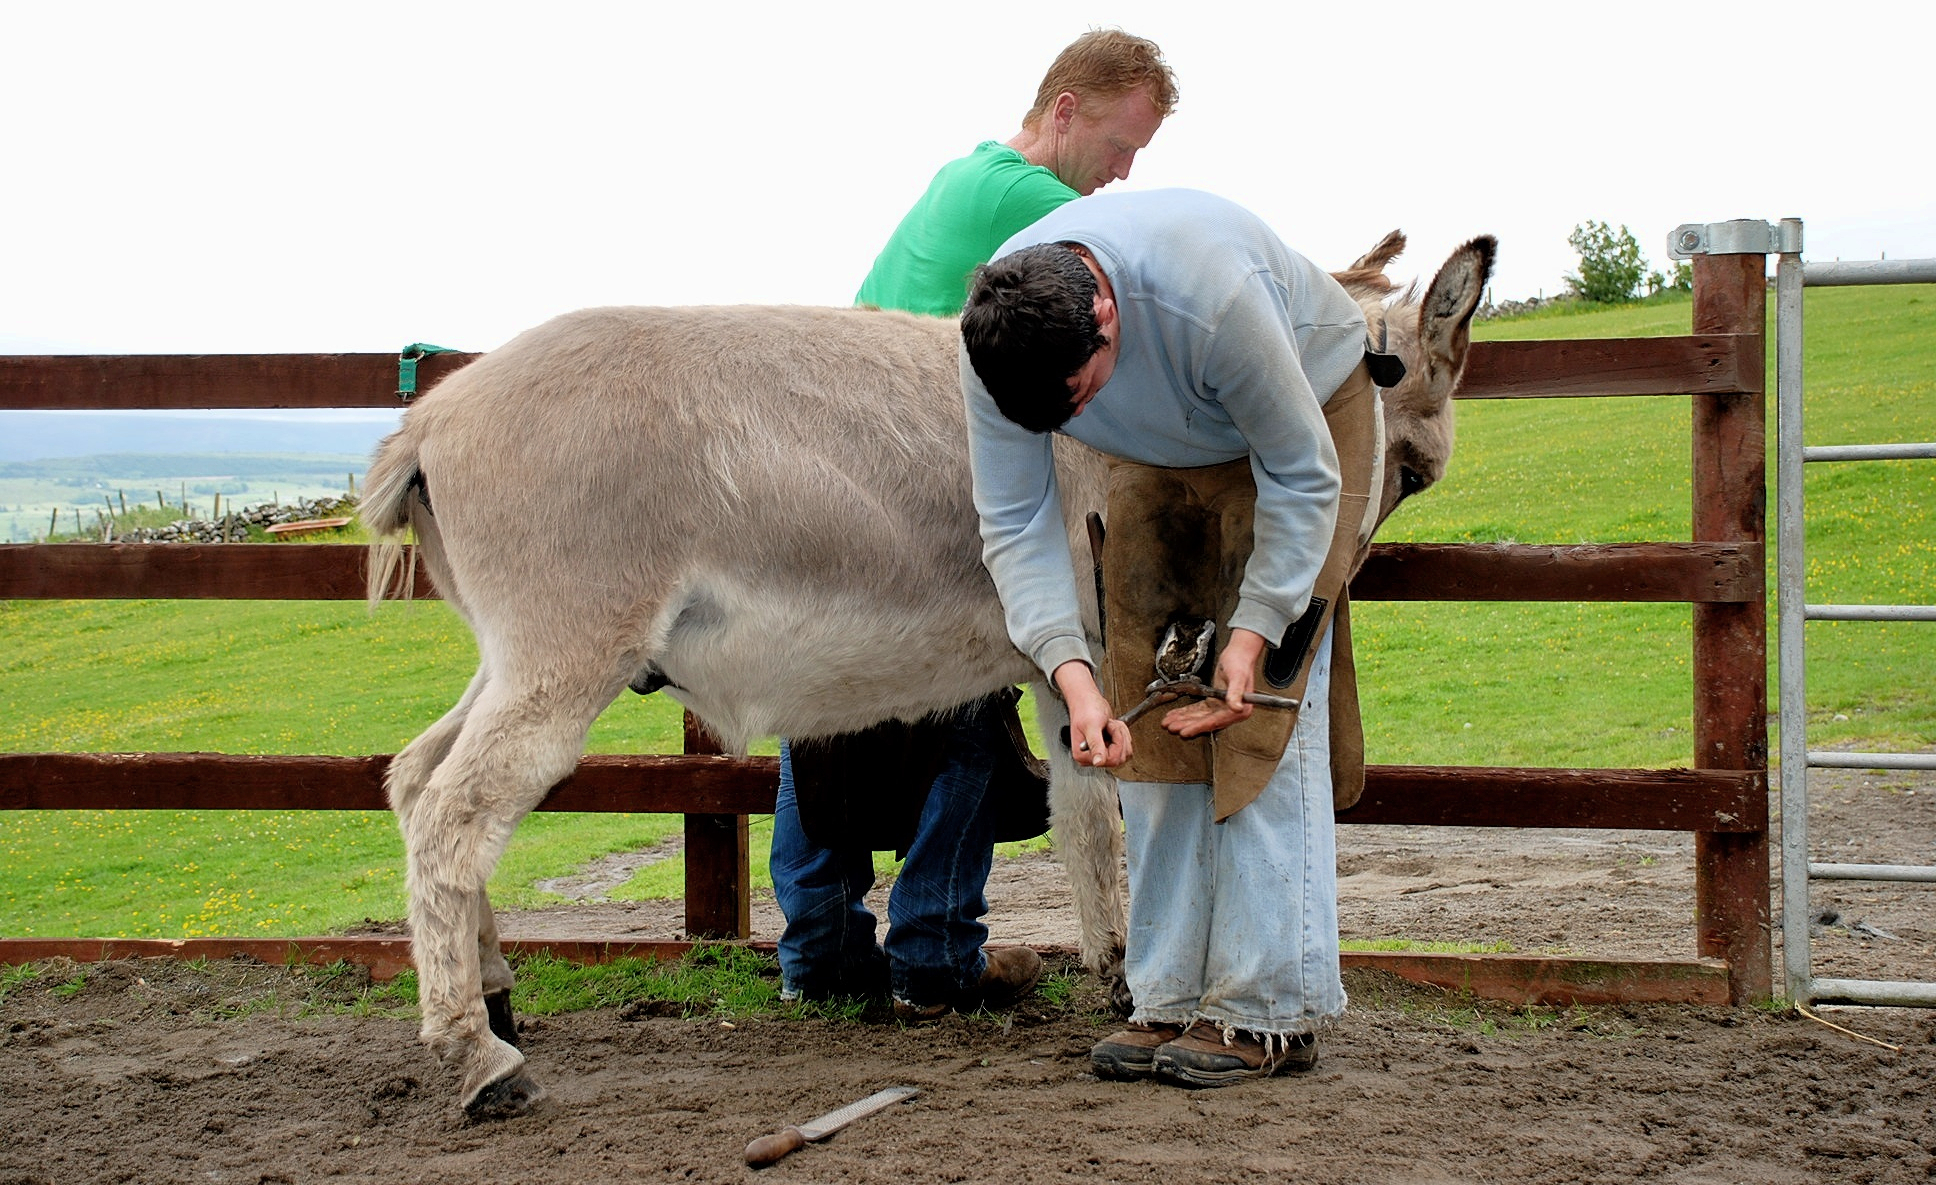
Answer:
[
  {"left": 682, "top": 710, "right": 752, "bottom": 939},
  {"left": 1690, "top": 253, "right": 1773, "bottom": 1002}
]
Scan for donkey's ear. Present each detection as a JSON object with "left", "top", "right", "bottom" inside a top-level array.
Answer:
[
  {"left": 1417, "top": 235, "right": 1497, "bottom": 386},
  {"left": 1331, "top": 230, "right": 1407, "bottom": 300},
  {"left": 1349, "top": 229, "right": 1407, "bottom": 274}
]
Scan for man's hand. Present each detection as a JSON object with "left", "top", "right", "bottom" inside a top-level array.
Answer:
[
  {"left": 1053, "top": 660, "right": 1133, "bottom": 768},
  {"left": 1161, "top": 627, "right": 1265, "bottom": 738}
]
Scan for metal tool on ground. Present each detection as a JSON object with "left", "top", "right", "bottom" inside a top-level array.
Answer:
[{"left": 744, "top": 1085, "right": 920, "bottom": 1168}]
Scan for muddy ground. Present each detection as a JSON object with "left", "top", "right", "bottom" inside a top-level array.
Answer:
[{"left": 3, "top": 767, "right": 1932, "bottom": 1184}]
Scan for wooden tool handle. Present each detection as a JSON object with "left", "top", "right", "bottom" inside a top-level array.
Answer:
[{"left": 744, "top": 1126, "right": 807, "bottom": 1168}]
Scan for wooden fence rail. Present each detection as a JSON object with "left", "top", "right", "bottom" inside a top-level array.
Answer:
[
  {"left": 0, "top": 266, "right": 1772, "bottom": 1003},
  {"left": 0, "top": 539, "right": 1761, "bottom": 604},
  {"left": 0, "top": 330, "right": 1761, "bottom": 409},
  {"left": 0, "top": 752, "right": 1764, "bottom": 833}
]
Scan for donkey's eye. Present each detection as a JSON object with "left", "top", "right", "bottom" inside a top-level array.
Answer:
[{"left": 1398, "top": 466, "right": 1427, "bottom": 498}]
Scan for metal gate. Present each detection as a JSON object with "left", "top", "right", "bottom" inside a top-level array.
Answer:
[{"left": 1699, "top": 217, "right": 1936, "bottom": 1006}]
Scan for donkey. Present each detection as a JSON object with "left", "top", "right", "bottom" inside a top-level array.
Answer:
[{"left": 363, "top": 232, "right": 1496, "bottom": 1118}]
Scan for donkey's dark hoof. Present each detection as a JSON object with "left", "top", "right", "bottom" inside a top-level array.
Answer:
[
  {"left": 464, "top": 1072, "right": 545, "bottom": 1122},
  {"left": 484, "top": 989, "right": 520, "bottom": 1048},
  {"left": 1108, "top": 974, "right": 1135, "bottom": 1018}
]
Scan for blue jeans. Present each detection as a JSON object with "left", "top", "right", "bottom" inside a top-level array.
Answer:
[
  {"left": 1119, "top": 628, "right": 1346, "bottom": 1038},
  {"left": 771, "top": 699, "right": 1003, "bottom": 1006}
]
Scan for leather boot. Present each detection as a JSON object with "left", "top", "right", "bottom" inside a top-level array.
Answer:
[
  {"left": 891, "top": 946, "right": 1042, "bottom": 1023},
  {"left": 1090, "top": 1022, "right": 1184, "bottom": 1080},
  {"left": 1153, "top": 1019, "right": 1320, "bottom": 1087}
]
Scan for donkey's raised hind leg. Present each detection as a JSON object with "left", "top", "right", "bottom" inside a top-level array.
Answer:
[
  {"left": 395, "top": 665, "right": 622, "bottom": 1120},
  {"left": 1034, "top": 686, "right": 1129, "bottom": 1007}
]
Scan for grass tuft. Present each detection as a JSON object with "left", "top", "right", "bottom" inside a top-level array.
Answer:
[
  {"left": 0, "top": 963, "right": 40, "bottom": 1004},
  {"left": 1343, "top": 938, "right": 1517, "bottom": 954},
  {"left": 509, "top": 944, "right": 781, "bottom": 1017}
]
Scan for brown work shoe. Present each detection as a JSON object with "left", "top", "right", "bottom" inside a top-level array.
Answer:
[
  {"left": 1153, "top": 1020, "right": 1320, "bottom": 1087},
  {"left": 970, "top": 946, "right": 1043, "bottom": 1010},
  {"left": 892, "top": 947, "right": 1043, "bottom": 1023},
  {"left": 891, "top": 997, "right": 951, "bottom": 1024},
  {"left": 1090, "top": 1022, "right": 1184, "bottom": 1080}
]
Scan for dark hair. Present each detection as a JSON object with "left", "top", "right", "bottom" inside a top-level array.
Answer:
[{"left": 961, "top": 243, "right": 1107, "bottom": 433}]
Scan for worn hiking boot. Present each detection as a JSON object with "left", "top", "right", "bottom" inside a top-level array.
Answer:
[
  {"left": 1090, "top": 1022, "right": 1184, "bottom": 1080},
  {"left": 891, "top": 947, "right": 1043, "bottom": 1023},
  {"left": 971, "top": 946, "right": 1043, "bottom": 1010},
  {"left": 890, "top": 996, "right": 951, "bottom": 1023},
  {"left": 1152, "top": 1020, "right": 1320, "bottom": 1087}
]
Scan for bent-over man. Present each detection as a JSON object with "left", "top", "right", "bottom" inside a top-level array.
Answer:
[{"left": 960, "top": 187, "right": 1379, "bottom": 1084}]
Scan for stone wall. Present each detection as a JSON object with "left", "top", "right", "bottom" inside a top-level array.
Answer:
[
  {"left": 105, "top": 495, "right": 359, "bottom": 543},
  {"left": 1473, "top": 293, "right": 1576, "bottom": 322}
]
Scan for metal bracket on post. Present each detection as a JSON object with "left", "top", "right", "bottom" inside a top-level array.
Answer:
[{"left": 1668, "top": 219, "right": 1803, "bottom": 259}]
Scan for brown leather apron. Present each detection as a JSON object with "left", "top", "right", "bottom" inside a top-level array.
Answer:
[{"left": 1099, "top": 362, "right": 1379, "bottom": 820}]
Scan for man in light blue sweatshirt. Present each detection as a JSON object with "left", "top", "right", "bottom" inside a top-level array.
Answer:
[{"left": 960, "top": 188, "right": 1374, "bottom": 1086}]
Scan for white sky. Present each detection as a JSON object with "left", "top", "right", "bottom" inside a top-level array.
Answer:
[{"left": 4, "top": 0, "right": 1931, "bottom": 356}]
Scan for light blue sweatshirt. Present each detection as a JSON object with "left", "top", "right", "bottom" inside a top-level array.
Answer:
[{"left": 960, "top": 189, "right": 1367, "bottom": 681}]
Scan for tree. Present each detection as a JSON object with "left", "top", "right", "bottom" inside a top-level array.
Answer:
[
  {"left": 1644, "top": 260, "right": 1696, "bottom": 296},
  {"left": 1565, "top": 221, "right": 1647, "bottom": 303}
]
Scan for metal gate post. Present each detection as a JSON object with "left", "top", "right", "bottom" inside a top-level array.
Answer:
[
  {"left": 1775, "top": 226, "right": 1811, "bottom": 1005},
  {"left": 1772, "top": 231, "right": 1936, "bottom": 1008},
  {"left": 1689, "top": 248, "right": 1773, "bottom": 1002}
]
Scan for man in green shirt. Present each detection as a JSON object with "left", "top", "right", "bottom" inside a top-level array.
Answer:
[
  {"left": 772, "top": 29, "right": 1177, "bottom": 1021},
  {"left": 856, "top": 29, "right": 1175, "bottom": 316}
]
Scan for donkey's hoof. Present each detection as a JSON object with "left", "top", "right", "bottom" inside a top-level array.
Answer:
[
  {"left": 464, "top": 1071, "right": 546, "bottom": 1122},
  {"left": 1097, "top": 949, "right": 1134, "bottom": 1017},
  {"left": 484, "top": 989, "right": 520, "bottom": 1048}
]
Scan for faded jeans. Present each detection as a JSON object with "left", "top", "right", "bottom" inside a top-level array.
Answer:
[
  {"left": 1118, "top": 629, "right": 1346, "bottom": 1038},
  {"left": 770, "top": 699, "right": 1002, "bottom": 1006}
]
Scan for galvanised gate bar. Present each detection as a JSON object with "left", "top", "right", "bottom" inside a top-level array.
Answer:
[{"left": 1762, "top": 216, "right": 1936, "bottom": 1008}]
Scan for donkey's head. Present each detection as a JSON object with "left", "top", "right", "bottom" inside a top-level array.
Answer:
[{"left": 1333, "top": 231, "right": 1496, "bottom": 532}]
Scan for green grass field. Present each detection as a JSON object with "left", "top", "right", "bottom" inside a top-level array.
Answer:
[
  {"left": 1359, "top": 286, "right": 1934, "bottom": 767},
  {"left": 2, "top": 284, "right": 1929, "bottom": 939}
]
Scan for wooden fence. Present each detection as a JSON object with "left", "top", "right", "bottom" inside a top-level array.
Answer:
[{"left": 0, "top": 254, "right": 1770, "bottom": 1005}]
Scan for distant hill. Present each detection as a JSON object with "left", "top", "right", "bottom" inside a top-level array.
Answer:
[
  {"left": 0, "top": 412, "right": 402, "bottom": 541},
  {"left": 0, "top": 411, "right": 401, "bottom": 463},
  {"left": 1, "top": 452, "right": 372, "bottom": 481}
]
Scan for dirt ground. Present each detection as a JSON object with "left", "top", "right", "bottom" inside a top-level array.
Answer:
[{"left": 4, "top": 767, "right": 1932, "bottom": 1184}]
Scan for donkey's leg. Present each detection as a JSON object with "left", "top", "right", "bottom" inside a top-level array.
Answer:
[
  {"left": 386, "top": 668, "right": 524, "bottom": 1049},
  {"left": 476, "top": 890, "right": 518, "bottom": 1047},
  {"left": 1033, "top": 685, "right": 1128, "bottom": 994},
  {"left": 398, "top": 667, "right": 620, "bottom": 1119},
  {"left": 386, "top": 667, "right": 490, "bottom": 821}
]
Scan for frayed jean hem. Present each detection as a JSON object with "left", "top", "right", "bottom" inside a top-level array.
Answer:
[{"left": 1131, "top": 1003, "right": 1345, "bottom": 1041}]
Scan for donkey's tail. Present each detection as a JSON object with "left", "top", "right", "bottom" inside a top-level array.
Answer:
[{"left": 362, "top": 423, "right": 429, "bottom": 610}]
